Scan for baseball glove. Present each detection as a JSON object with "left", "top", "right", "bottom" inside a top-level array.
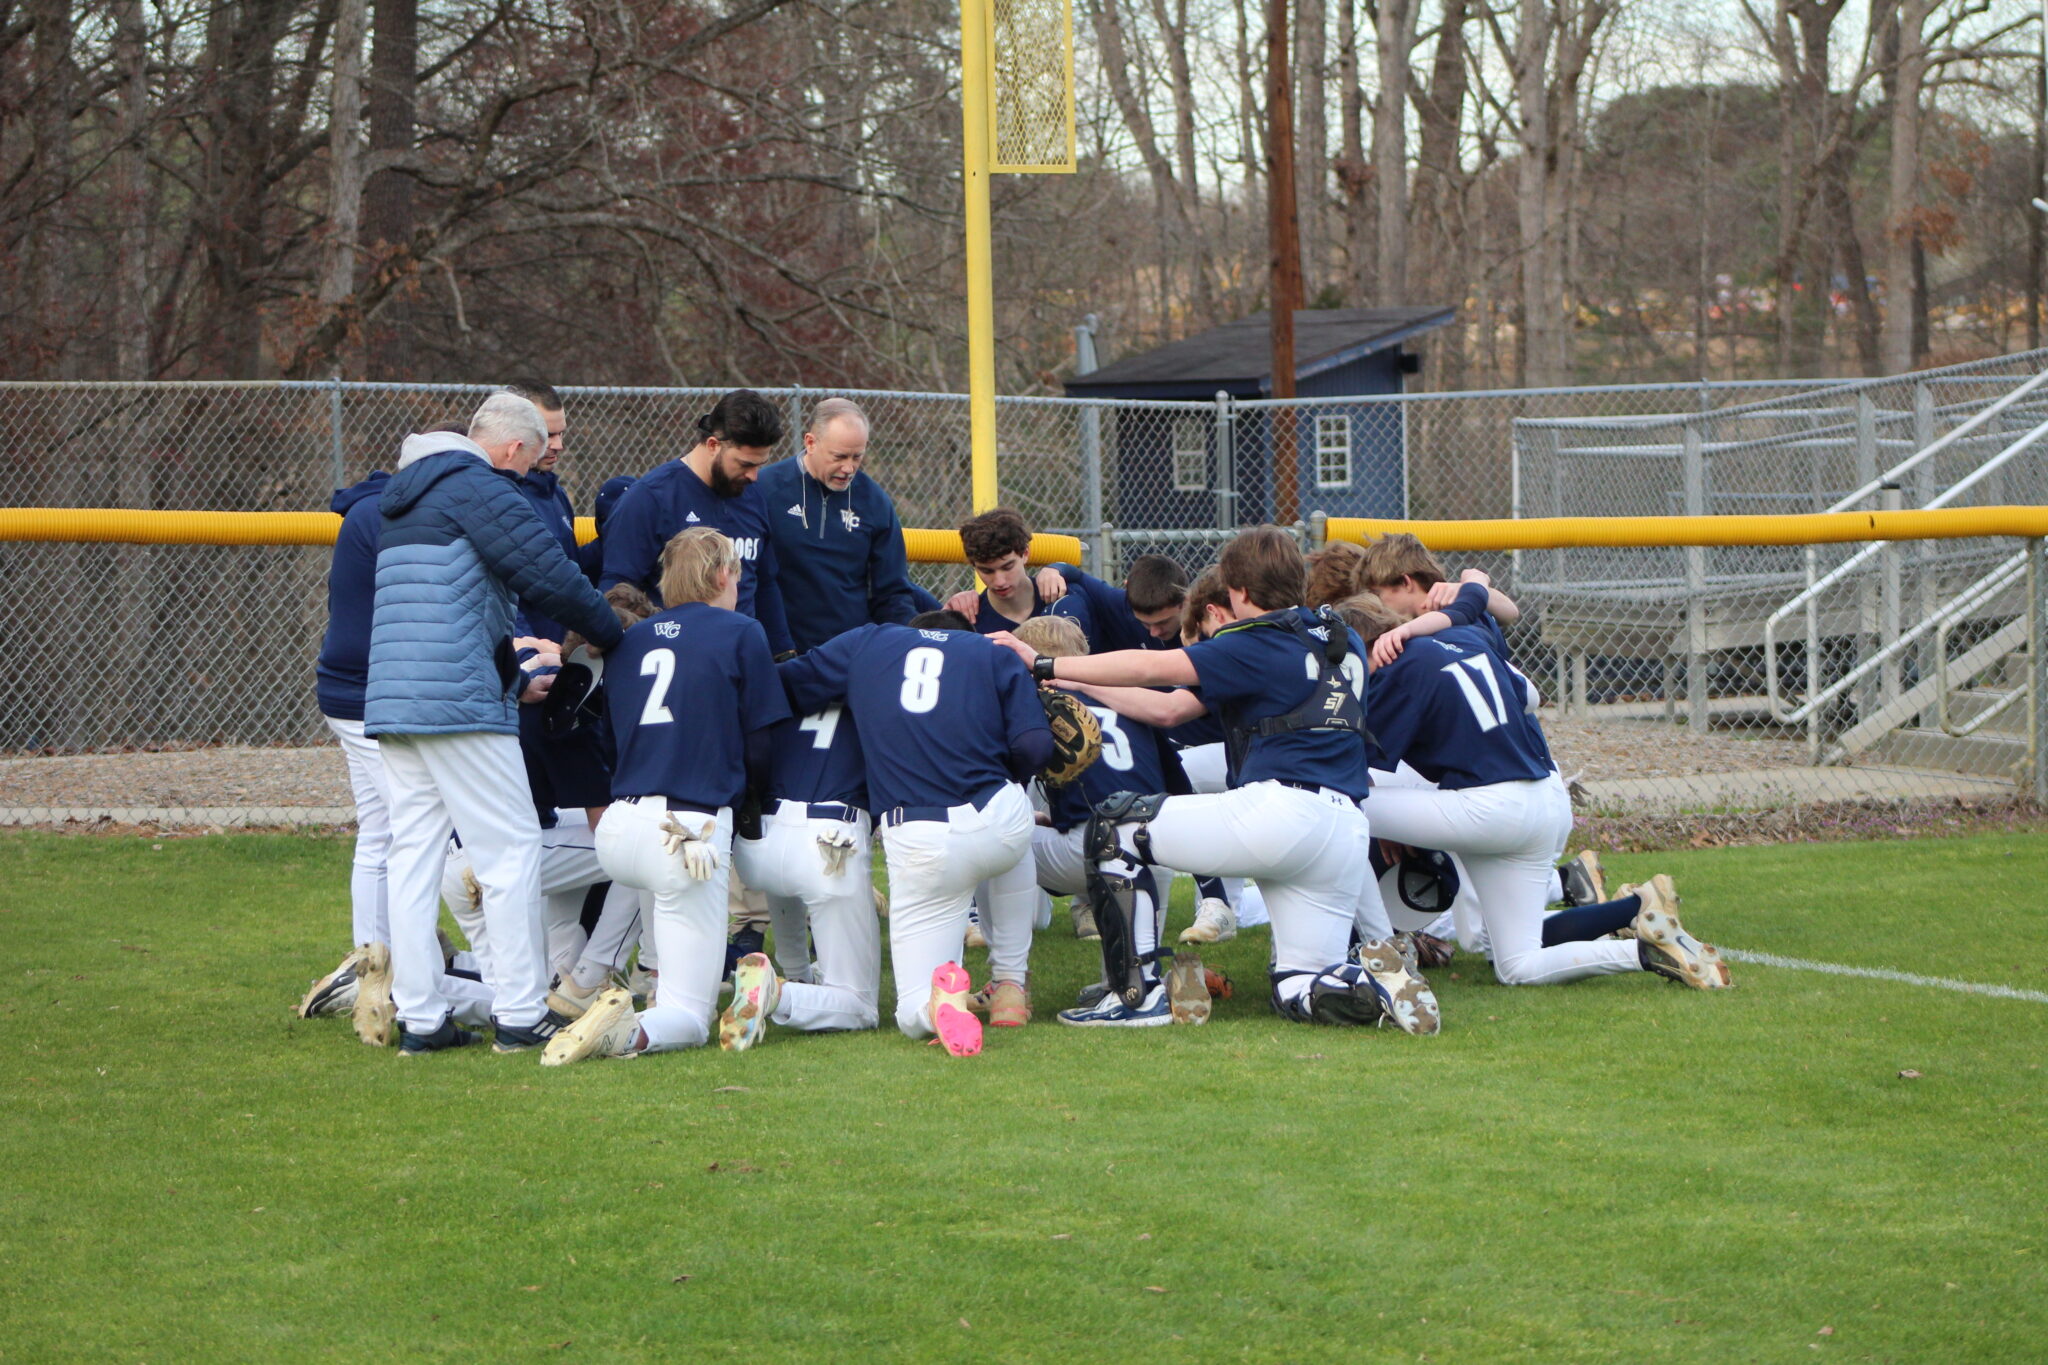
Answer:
[{"left": 1037, "top": 685, "right": 1102, "bottom": 786}]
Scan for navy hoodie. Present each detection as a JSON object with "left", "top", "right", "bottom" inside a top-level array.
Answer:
[
  {"left": 314, "top": 472, "right": 391, "bottom": 721},
  {"left": 757, "top": 457, "right": 918, "bottom": 652},
  {"left": 512, "top": 467, "right": 578, "bottom": 643}
]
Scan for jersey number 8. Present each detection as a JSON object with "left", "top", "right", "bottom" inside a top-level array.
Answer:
[{"left": 900, "top": 647, "right": 944, "bottom": 714}]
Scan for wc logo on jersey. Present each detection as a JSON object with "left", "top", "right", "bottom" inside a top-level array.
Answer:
[
  {"left": 654, "top": 621, "right": 681, "bottom": 639},
  {"left": 841, "top": 508, "right": 860, "bottom": 532},
  {"left": 732, "top": 536, "right": 760, "bottom": 560}
]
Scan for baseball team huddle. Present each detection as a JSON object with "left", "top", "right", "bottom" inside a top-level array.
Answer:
[{"left": 297, "top": 382, "right": 1733, "bottom": 1064}]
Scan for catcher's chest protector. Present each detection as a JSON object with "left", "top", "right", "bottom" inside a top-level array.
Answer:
[{"left": 1217, "top": 608, "right": 1368, "bottom": 779}]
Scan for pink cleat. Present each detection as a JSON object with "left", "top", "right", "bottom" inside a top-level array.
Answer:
[{"left": 927, "top": 961, "right": 983, "bottom": 1057}]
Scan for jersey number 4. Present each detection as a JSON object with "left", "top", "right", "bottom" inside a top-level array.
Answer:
[{"left": 1442, "top": 654, "right": 1510, "bottom": 731}]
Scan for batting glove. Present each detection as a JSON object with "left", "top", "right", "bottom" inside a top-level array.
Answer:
[
  {"left": 816, "top": 826, "right": 858, "bottom": 877},
  {"left": 659, "top": 814, "right": 720, "bottom": 881}
]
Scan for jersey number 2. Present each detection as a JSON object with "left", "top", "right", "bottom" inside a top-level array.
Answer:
[
  {"left": 900, "top": 647, "right": 944, "bottom": 714},
  {"left": 638, "top": 649, "right": 676, "bottom": 725},
  {"left": 1442, "top": 654, "right": 1508, "bottom": 732}
]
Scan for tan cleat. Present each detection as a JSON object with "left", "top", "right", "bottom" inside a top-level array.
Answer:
[
  {"left": 461, "top": 868, "right": 482, "bottom": 913},
  {"left": 963, "top": 917, "right": 988, "bottom": 951},
  {"left": 546, "top": 977, "right": 604, "bottom": 1020},
  {"left": 1632, "top": 875, "right": 1730, "bottom": 990},
  {"left": 350, "top": 942, "right": 396, "bottom": 1047},
  {"left": 1179, "top": 897, "right": 1237, "bottom": 944},
  {"left": 298, "top": 947, "right": 365, "bottom": 1019},
  {"left": 541, "top": 987, "right": 642, "bottom": 1065},
  {"left": 977, "top": 978, "right": 1031, "bottom": 1027},
  {"left": 1070, "top": 901, "right": 1100, "bottom": 941},
  {"left": 1167, "top": 950, "right": 1211, "bottom": 1025}
]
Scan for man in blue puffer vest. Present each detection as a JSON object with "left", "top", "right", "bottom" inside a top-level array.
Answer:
[{"left": 364, "top": 391, "right": 626, "bottom": 1057}]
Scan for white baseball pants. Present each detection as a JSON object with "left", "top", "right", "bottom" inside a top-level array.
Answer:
[
  {"left": 1173, "top": 742, "right": 1268, "bottom": 927},
  {"left": 325, "top": 715, "right": 393, "bottom": 948},
  {"left": 1119, "top": 781, "right": 1377, "bottom": 975},
  {"left": 441, "top": 810, "right": 603, "bottom": 979},
  {"left": 595, "top": 797, "right": 733, "bottom": 1052},
  {"left": 378, "top": 731, "right": 551, "bottom": 1032},
  {"left": 1362, "top": 771, "right": 1638, "bottom": 985},
  {"left": 880, "top": 783, "right": 1034, "bottom": 1039},
  {"left": 732, "top": 802, "right": 880, "bottom": 1032}
]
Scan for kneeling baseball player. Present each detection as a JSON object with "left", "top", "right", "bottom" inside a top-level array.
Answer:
[{"left": 992, "top": 526, "right": 1440, "bottom": 1034}]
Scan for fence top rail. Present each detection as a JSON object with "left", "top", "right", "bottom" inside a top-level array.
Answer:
[{"left": 1323, "top": 505, "right": 2048, "bottom": 551}]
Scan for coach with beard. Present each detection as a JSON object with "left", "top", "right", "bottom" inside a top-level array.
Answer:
[{"left": 599, "top": 388, "right": 796, "bottom": 655}]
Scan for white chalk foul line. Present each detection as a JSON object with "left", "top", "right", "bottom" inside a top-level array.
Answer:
[{"left": 1723, "top": 948, "right": 2048, "bottom": 1005}]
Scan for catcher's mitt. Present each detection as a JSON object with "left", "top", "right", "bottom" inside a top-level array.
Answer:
[{"left": 1037, "top": 685, "right": 1102, "bottom": 786}]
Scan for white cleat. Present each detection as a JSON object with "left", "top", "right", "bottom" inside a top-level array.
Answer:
[
  {"left": 541, "top": 988, "right": 642, "bottom": 1065},
  {"left": 350, "top": 942, "right": 396, "bottom": 1047},
  {"left": 1179, "top": 897, "right": 1238, "bottom": 944},
  {"left": 1354, "top": 938, "right": 1442, "bottom": 1036},
  {"left": 1632, "top": 875, "right": 1730, "bottom": 990}
]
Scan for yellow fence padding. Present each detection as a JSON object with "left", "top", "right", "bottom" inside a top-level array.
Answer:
[
  {"left": 0, "top": 508, "right": 1086, "bottom": 566},
  {"left": 1325, "top": 506, "right": 2048, "bottom": 551}
]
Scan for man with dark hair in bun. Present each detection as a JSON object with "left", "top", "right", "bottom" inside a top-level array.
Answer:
[{"left": 599, "top": 389, "right": 794, "bottom": 656}]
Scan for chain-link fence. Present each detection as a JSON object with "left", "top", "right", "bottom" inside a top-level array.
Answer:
[{"left": 3, "top": 358, "right": 2044, "bottom": 828}]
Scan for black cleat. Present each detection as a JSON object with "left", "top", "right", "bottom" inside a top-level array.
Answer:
[
  {"left": 397, "top": 1014, "right": 478, "bottom": 1055},
  {"left": 490, "top": 1011, "right": 570, "bottom": 1054}
]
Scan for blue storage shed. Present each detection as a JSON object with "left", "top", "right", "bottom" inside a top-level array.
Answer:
[{"left": 1063, "top": 306, "right": 1454, "bottom": 530}]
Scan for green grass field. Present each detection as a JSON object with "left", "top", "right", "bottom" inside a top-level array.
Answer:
[{"left": 4, "top": 830, "right": 2045, "bottom": 1363}]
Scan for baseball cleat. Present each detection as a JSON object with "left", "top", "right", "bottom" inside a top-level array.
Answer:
[
  {"left": 1058, "top": 980, "right": 1172, "bottom": 1027},
  {"left": 971, "top": 978, "right": 1031, "bottom": 1027},
  {"left": 719, "top": 952, "right": 780, "bottom": 1051},
  {"left": 962, "top": 912, "right": 988, "bottom": 951},
  {"left": 541, "top": 987, "right": 641, "bottom": 1065},
  {"left": 351, "top": 942, "right": 396, "bottom": 1047},
  {"left": 298, "top": 948, "right": 364, "bottom": 1018},
  {"left": 1070, "top": 902, "right": 1100, "bottom": 941},
  {"left": 1354, "top": 938, "right": 1443, "bottom": 1035},
  {"left": 1632, "top": 875, "right": 1730, "bottom": 989},
  {"left": 927, "top": 961, "right": 982, "bottom": 1056},
  {"left": 491, "top": 1012, "right": 568, "bottom": 1054},
  {"left": 1167, "top": 950, "right": 1211, "bottom": 1025},
  {"left": 1391, "top": 931, "right": 1423, "bottom": 977},
  {"left": 1295, "top": 964, "right": 1388, "bottom": 1027},
  {"left": 1179, "top": 897, "right": 1238, "bottom": 944},
  {"left": 460, "top": 867, "right": 483, "bottom": 913},
  {"left": 614, "top": 964, "right": 656, "bottom": 1008},
  {"left": 546, "top": 977, "right": 604, "bottom": 1020},
  {"left": 1560, "top": 849, "right": 1607, "bottom": 907},
  {"left": 396, "top": 1014, "right": 478, "bottom": 1055},
  {"left": 872, "top": 883, "right": 889, "bottom": 920},
  {"left": 1073, "top": 981, "right": 1111, "bottom": 1009}
]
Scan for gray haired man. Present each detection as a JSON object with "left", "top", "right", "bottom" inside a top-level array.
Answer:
[{"left": 362, "top": 391, "right": 626, "bottom": 1055}]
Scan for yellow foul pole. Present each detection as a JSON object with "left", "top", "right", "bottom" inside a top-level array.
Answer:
[{"left": 960, "top": 0, "right": 999, "bottom": 513}]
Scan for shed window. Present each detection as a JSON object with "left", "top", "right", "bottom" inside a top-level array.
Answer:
[
  {"left": 1172, "top": 417, "right": 1207, "bottom": 491},
  {"left": 1315, "top": 415, "right": 1351, "bottom": 488}
]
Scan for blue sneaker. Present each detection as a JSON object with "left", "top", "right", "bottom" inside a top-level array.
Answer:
[
  {"left": 491, "top": 1012, "right": 569, "bottom": 1054},
  {"left": 397, "top": 1014, "right": 478, "bottom": 1055},
  {"left": 1056, "top": 981, "right": 1172, "bottom": 1028}
]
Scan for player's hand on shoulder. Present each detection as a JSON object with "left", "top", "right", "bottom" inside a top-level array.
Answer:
[
  {"left": 1369, "top": 625, "right": 1412, "bottom": 670},
  {"left": 519, "top": 672, "right": 556, "bottom": 704},
  {"left": 1424, "top": 580, "right": 1461, "bottom": 610},
  {"left": 1459, "top": 567, "right": 1492, "bottom": 588},
  {"left": 944, "top": 589, "right": 980, "bottom": 622},
  {"left": 985, "top": 630, "right": 1035, "bottom": 664},
  {"left": 1034, "top": 566, "right": 1067, "bottom": 603}
]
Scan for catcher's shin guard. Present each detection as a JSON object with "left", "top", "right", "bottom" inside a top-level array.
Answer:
[{"left": 1086, "top": 792, "right": 1167, "bottom": 1008}]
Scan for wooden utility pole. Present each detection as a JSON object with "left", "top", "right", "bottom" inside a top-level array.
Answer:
[{"left": 1266, "top": 0, "right": 1303, "bottom": 526}]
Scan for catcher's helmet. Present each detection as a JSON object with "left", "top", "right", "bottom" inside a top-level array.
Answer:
[
  {"left": 542, "top": 643, "right": 606, "bottom": 736},
  {"left": 1370, "top": 844, "right": 1462, "bottom": 933}
]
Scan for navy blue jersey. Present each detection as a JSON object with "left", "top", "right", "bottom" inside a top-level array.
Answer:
[
  {"left": 1367, "top": 624, "right": 1552, "bottom": 789},
  {"left": 597, "top": 459, "right": 793, "bottom": 653},
  {"left": 1438, "top": 579, "right": 1509, "bottom": 656},
  {"left": 605, "top": 603, "right": 790, "bottom": 808},
  {"left": 1045, "top": 700, "right": 1177, "bottom": 830},
  {"left": 512, "top": 469, "right": 578, "bottom": 642},
  {"left": 1183, "top": 608, "right": 1372, "bottom": 801},
  {"left": 763, "top": 703, "right": 869, "bottom": 811},
  {"left": 779, "top": 624, "right": 1047, "bottom": 813},
  {"left": 757, "top": 459, "right": 918, "bottom": 651},
  {"left": 973, "top": 581, "right": 1096, "bottom": 642}
]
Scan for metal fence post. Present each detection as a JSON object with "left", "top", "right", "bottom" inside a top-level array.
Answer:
[
  {"left": 327, "top": 374, "right": 345, "bottom": 492},
  {"left": 1215, "top": 390, "right": 1237, "bottom": 530},
  {"left": 788, "top": 384, "right": 804, "bottom": 459},
  {"left": 1074, "top": 317, "right": 1104, "bottom": 571},
  {"left": 1308, "top": 509, "right": 1327, "bottom": 550},
  {"left": 2033, "top": 537, "right": 2047, "bottom": 804},
  {"left": 1854, "top": 395, "right": 1882, "bottom": 715},
  {"left": 1682, "top": 421, "right": 1708, "bottom": 733}
]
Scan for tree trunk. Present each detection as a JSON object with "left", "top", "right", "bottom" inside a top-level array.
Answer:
[
  {"left": 1411, "top": 0, "right": 1469, "bottom": 378},
  {"left": 1372, "top": 0, "right": 1418, "bottom": 303},
  {"left": 113, "top": 0, "right": 151, "bottom": 382},
  {"left": 26, "top": 0, "right": 75, "bottom": 377},
  {"left": 364, "top": 0, "right": 419, "bottom": 378},
  {"left": 1514, "top": 0, "right": 1558, "bottom": 386},
  {"left": 1882, "top": 0, "right": 1929, "bottom": 374},
  {"left": 316, "top": 0, "right": 368, "bottom": 367},
  {"left": 1268, "top": 0, "right": 1302, "bottom": 522},
  {"left": 1295, "top": 0, "right": 1327, "bottom": 295},
  {"left": 1335, "top": 0, "right": 1368, "bottom": 302}
]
